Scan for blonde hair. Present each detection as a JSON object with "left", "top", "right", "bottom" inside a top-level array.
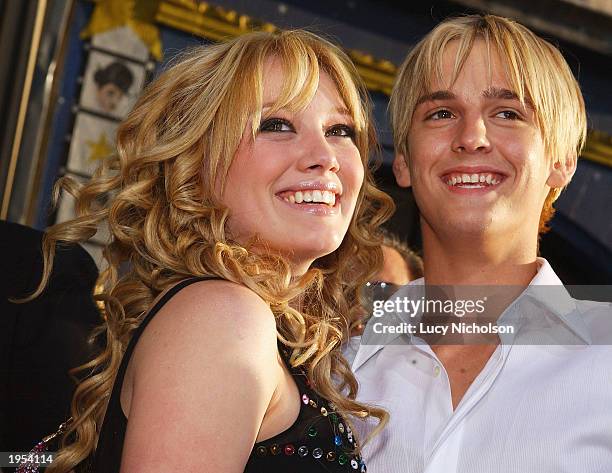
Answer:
[
  {"left": 390, "top": 14, "right": 587, "bottom": 233},
  {"left": 32, "top": 30, "right": 393, "bottom": 472}
]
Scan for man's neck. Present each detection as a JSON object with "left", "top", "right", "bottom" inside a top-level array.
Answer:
[
  {"left": 421, "top": 225, "right": 540, "bottom": 286},
  {"left": 418, "top": 224, "right": 542, "bottom": 410}
]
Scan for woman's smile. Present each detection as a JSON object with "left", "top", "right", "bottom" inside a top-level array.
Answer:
[{"left": 223, "top": 58, "right": 364, "bottom": 269}]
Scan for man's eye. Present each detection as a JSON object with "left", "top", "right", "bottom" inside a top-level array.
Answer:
[
  {"left": 259, "top": 118, "right": 295, "bottom": 133},
  {"left": 496, "top": 110, "right": 521, "bottom": 120},
  {"left": 427, "top": 109, "right": 454, "bottom": 120},
  {"left": 326, "top": 124, "right": 355, "bottom": 138}
]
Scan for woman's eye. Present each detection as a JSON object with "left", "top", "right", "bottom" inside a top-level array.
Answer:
[
  {"left": 427, "top": 109, "right": 454, "bottom": 120},
  {"left": 259, "top": 118, "right": 295, "bottom": 133},
  {"left": 326, "top": 124, "right": 355, "bottom": 138},
  {"left": 495, "top": 110, "right": 521, "bottom": 120}
]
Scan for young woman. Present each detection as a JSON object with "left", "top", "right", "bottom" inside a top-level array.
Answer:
[{"left": 32, "top": 30, "right": 393, "bottom": 472}]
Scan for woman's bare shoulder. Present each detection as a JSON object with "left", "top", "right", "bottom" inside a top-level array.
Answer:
[
  {"left": 133, "top": 279, "right": 278, "bottom": 367},
  {"left": 121, "top": 279, "right": 281, "bottom": 471}
]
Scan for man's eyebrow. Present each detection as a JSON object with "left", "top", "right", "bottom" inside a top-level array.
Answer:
[
  {"left": 482, "top": 86, "right": 534, "bottom": 108},
  {"left": 415, "top": 88, "right": 534, "bottom": 109},
  {"left": 415, "top": 90, "right": 456, "bottom": 106},
  {"left": 482, "top": 87, "right": 520, "bottom": 101}
]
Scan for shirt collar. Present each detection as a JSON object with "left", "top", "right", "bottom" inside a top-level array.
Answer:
[
  {"left": 522, "top": 257, "right": 591, "bottom": 344},
  {"left": 408, "top": 258, "right": 590, "bottom": 344},
  {"left": 350, "top": 341, "right": 385, "bottom": 372},
  {"left": 351, "top": 279, "right": 424, "bottom": 372},
  {"left": 351, "top": 258, "right": 591, "bottom": 372}
]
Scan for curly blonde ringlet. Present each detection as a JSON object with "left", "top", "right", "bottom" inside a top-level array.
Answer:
[
  {"left": 30, "top": 29, "right": 393, "bottom": 472},
  {"left": 390, "top": 14, "right": 587, "bottom": 234}
]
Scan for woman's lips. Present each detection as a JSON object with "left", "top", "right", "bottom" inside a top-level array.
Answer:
[
  {"left": 277, "top": 189, "right": 337, "bottom": 206},
  {"left": 275, "top": 192, "right": 340, "bottom": 215}
]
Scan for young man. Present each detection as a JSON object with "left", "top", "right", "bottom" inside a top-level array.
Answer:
[{"left": 350, "top": 15, "right": 612, "bottom": 472}]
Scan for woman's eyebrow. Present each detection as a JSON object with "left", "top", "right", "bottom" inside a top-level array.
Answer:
[
  {"left": 335, "top": 106, "right": 353, "bottom": 117},
  {"left": 261, "top": 104, "right": 353, "bottom": 117}
]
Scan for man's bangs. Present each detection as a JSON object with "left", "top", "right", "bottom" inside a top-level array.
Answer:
[
  {"left": 428, "top": 31, "right": 532, "bottom": 112},
  {"left": 489, "top": 35, "right": 536, "bottom": 111},
  {"left": 435, "top": 31, "right": 477, "bottom": 91}
]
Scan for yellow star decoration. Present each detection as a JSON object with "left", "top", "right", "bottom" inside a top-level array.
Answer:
[
  {"left": 81, "top": 0, "right": 163, "bottom": 60},
  {"left": 86, "top": 133, "right": 114, "bottom": 163}
]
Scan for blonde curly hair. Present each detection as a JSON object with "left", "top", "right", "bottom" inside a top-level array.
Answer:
[{"left": 30, "top": 30, "right": 394, "bottom": 472}]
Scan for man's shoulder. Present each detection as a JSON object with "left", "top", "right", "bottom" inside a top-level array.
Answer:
[
  {"left": 575, "top": 298, "right": 612, "bottom": 314},
  {"left": 574, "top": 298, "right": 612, "bottom": 344}
]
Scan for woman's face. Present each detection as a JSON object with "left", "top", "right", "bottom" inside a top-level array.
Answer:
[{"left": 222, "top": 59, "right": 365, "bottom": 274}]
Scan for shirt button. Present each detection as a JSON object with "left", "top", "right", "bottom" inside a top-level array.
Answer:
[{"left": 433, "top": 365, "right": 441, "bottom": 377}]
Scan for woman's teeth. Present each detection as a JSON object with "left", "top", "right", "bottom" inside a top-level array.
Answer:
[
  {"left": 283, "top": 190, "right": 336, "bottom": 206},
  {"left": 445, "top": 173, "right": 501, "bottom": 187}
]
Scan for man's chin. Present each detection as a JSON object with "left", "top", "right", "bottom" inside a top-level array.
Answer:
[{"left": 425, "top": 212, "right": 501, "bottom": 238}]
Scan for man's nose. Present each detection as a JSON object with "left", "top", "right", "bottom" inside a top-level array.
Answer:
[{"left": 451, "top": 115, "right": 491, "bottom": 154}]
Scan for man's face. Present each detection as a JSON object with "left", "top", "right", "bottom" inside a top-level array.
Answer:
[{"left": 399, "top": 40, "right": 564, "bottom": 244}]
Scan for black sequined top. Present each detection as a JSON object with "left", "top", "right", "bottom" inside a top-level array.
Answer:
[
  {"left": 245, "top": 343, "right": 366, "bottom": 472},
  {"left": 89, "top": 277, "right": 366, "bottom": 473}
]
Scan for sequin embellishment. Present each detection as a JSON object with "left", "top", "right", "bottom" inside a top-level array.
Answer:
[{"left": 250, "top": 367, "right": 365, "bottom": 471}]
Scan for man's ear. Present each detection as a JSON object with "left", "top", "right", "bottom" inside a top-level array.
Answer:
[
  {"left": 393, "top": 154, "right": 411, "bottom": 188},
  {"left": 547, "top": 154, "right": 577, "bottom": 188}
]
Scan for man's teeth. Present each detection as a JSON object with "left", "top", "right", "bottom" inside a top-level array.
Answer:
[
  {"left": 447, "top": 173, "right": 500, "bottom": 187},
  {"left": 283, "top": 190, "right": 336, "bottom": 206}
]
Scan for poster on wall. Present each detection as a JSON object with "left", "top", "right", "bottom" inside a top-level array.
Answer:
[
  {"left": 50, "top": 19, "right": 154, "bottom": 268},
  {"left": 91, "top": 25, "right": 151, "bottom": 62},
  {"left": 65, "top": 112, "right": 118, "bottom": 177},
  {"left": 79, "top": 49, "right": 147, "bottom": 120}
]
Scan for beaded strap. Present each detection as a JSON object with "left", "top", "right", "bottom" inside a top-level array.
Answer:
[{"left": 16, "top": 418, "right": 71, "bottom": 473}]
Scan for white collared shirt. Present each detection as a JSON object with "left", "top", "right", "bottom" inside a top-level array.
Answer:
[{"left": 347, "top": 259, "right": 612, "bottom": 473}]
